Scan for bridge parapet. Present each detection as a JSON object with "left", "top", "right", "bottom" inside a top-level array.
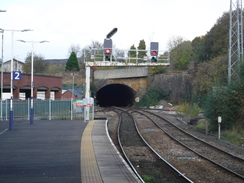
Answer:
[{"left": 94, "top": 67, "right": 148, "bottom": 79}]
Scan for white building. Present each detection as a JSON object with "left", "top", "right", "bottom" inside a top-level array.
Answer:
[{"left": 2, "top": 59, "right": 24, "bottom": 72}]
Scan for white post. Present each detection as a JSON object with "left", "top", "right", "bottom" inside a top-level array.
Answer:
[
  {"left": 9, "top": 29, "right": 14, "bottom": 130},
  {"left": 49, "top": 98, "right": 51, "bottom": 120},
  {"left": 92, "top": 99, "right": 94, "bottom": 120},
  {"left": 1, "top": 30, "right": 3, "bottom": 120},
  {"left": 84, "top": 66, "right": 90, "bottom": 122},
  {"left": 218, "top": 116, "right": 222, "bottom": 140},
  {"left": 3, "top": 29, "right": 32, "bottom": 129},
  {"left": 5, "top": 99, "right": 7, "bottom": 121},
  {"left": 30, "top": 41, "right": 34, "bottom": 124},
  {"left": 71, "top": 98, "right": 73, "bottom": 120},
  {"left": 27, "top": 98, "right": 30, "bottom": 120},
  {"left": 16, "top": 39, "right": 48, "bottom": 124}
]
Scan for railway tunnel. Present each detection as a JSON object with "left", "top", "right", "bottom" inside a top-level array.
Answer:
[{"left": 96, "top": 84, "right": 136, "bottom": 107}]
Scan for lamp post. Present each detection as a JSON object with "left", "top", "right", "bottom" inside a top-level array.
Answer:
[
  {"left": 0, "top": 10, "right": 6, "bottom": 120},
  {"left": 71, "top": 73, "right": 74, "bottom": 120},
  {"left": 17, "top": 40, "right": 49, "bottom": 124},
  {"left": 0, "top": 29, "right": 3, "bottom": 120},
  {"left": 0, "top": 28, "right": 32, "bottom": 130}
]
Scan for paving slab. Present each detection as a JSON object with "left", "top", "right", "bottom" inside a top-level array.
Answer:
[
  {"left": 92, "top": 120, "right": 141, "bottom": 183},
  {"left": 0, "top": 120, "right": 86, "bottom": 183}
]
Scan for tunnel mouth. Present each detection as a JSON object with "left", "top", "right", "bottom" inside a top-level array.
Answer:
[{"left": 96, "top": 84, "right": 136, "bottom": 107}]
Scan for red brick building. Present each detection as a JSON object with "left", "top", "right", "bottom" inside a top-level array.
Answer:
[
  {"left": 62, "top": 88, "right": 83, "bottom": 100},
  {"left": 0, "top": 73, "right": 62, "bottom": 99}
]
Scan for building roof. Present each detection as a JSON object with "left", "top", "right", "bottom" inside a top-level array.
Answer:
[
  {"left": 3, "top": 59, "right": 25, "bottom": 64},
  {"left": 65, "top": 88, "right": 84, "bottom": 98}
]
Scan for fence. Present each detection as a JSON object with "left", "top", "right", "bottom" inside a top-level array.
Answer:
[
  {"left": 0, "top": 99, "right": 93, "bottom": 121},
  {"left": 84, "top": 48, "right": 170, "bottom": 64}
]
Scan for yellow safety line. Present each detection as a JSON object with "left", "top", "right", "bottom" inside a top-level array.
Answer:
[{"left": 80, "top": 120, "right": 103, "bottom": 183}]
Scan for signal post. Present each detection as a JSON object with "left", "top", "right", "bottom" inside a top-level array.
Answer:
[{"left": 84, "top": 28, "right": 118, "bottom": 122}]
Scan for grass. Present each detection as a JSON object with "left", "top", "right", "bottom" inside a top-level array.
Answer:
[
  {"left": 142, "top": 175, "right": 156, "bottom": 183},
  {"left": 222, "top": 128, "right": 244, "bottom": 146},
  {"left": 196, "top": 119, "right": 207, "bottom": 129},
  {"left": 196, "top": 120, "right": 244, "bottom": 146},
  {"left": 177, "top": 103, "right": 202, "bottom": 117}
]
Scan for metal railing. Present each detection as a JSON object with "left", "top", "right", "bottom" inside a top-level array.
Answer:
[
  {"left": 83, "top": 48, "right": 170, "bottom": 66},
  {"left": 0, "top": 99, "right": 92, "bottom": 121}
]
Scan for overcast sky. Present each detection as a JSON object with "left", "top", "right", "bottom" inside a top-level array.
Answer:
[{"left": 1, "top": 0, "right": 230, "bottom": 61}]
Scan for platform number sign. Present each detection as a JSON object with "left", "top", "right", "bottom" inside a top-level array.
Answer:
[{"left": 13, "top": 71, "right": 22, "bottom": 80}]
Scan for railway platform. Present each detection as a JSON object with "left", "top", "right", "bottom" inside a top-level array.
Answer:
[
  {"left": 81, "top": 119, "right": 141, "bottom": 183},
  {"left": 0, "top": 119, "right": 141, "bottom": 183},
  {"left": 0, "top": 120, "right": 85, "bottom": 183}
]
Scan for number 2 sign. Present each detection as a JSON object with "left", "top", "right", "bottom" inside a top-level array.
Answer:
[{"left": 13, "top": 71, "right": 22, "bottom": 80}]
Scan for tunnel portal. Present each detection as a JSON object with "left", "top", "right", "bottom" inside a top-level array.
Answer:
[{"left": 96, "top": 84, "right": 136, "bottom": 107}]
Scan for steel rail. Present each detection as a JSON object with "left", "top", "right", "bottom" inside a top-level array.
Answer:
[
  {"left": 136, "top": 109, "right": 244, "bottom": 180},
  {"left": 113, "top": 109, "right": 145, "bottom": 183},
  {"left": 115, "top": 108, "right": 194, "bottom": 183},
  {"left": 146, "top": 109, "right": 244, "bottom": 161}
]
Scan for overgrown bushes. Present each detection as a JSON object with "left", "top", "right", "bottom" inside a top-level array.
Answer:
[
  {"left": 135, "top": 88, "right": 171, "bottom": 107},
  {"left": 177, "top": 103, "right": 202, "bottom": 117},
  {"left": 203, "top": 64, "right": 244, "bottom": 131},
  {"left": 149, "top": 67, "right": 166, "bottom": 74}
]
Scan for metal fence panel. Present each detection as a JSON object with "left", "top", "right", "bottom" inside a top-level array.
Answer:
[{"left": 0, "top": 99, "right": 89, "bottom": 121}]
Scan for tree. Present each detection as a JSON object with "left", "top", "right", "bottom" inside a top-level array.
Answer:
[
  {"left": 23, "top": 52, "right": 47, "bottom": 74},
  {"left": 128, "top": 44, "right": 136, "bottom": 57},
  {"left": 167, "top": 35, "right": 184, "bottom": 51},
  {"left": 135, "top": 88, "right": 170, "bottom": 107},
  {"left": 113, "top": 48, "right": 125, "bottom": 62},
  {"left": 193, "top": 55, "right": 228, "bottom": 96},
  {"left": 192, "top": 36, "right": 205, "bottom": 62},
  {"left": 137, "top": 39, "right": 147, "bottom": 58},
  {"left": 82, "top": 41, "right": 103, "bottom": 61},
  {"left": 192, "top": 12, "right": 230, "bottom": 62},
  {"left": 88, "top": 40, "right": 103, "bottom": 50},
  {"left": 203, "top": 77, "right": 244, "bottom": 131},
  {"left": 68, "top": 44, "right": 82, "bottom": 58},
  {"left": 128, "top": 44, "right": 137, "bottom": 63},
  {"left": 65, "top": 51, "right": 80, "bottom": 71},
  {"left": 170, "top": 41, "right": 192, "bottom": 69}
]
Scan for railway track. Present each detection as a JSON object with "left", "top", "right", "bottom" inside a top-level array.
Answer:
[
  {"left": 114, "top": 108, "right": 193, "bottom": 183},
  {"left": 105, "top": 107, "right": 244, "bottom": 183},
  {"left": 136, "top": 109, "right": 244, "bottom": 178}
]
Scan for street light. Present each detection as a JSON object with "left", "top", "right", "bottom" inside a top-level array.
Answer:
[
  {"left": 0, "top": 10, "right": 6, "bottom": 120},
  {"left": 71, "top": 73, "right": 74, "bottom": 120},
  {"left": 0, "top": 29, "right": 4, "bottom": 120},
  {"left": 0, "top": 28, "right": 32, "bottom": 130},
  {"left": 17, "top": 40, "right": 49, "bottom": 124}
]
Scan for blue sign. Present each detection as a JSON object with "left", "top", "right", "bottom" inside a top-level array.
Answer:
[{"left": 13, "top": 71, "right": 22, "bottom": 80}]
